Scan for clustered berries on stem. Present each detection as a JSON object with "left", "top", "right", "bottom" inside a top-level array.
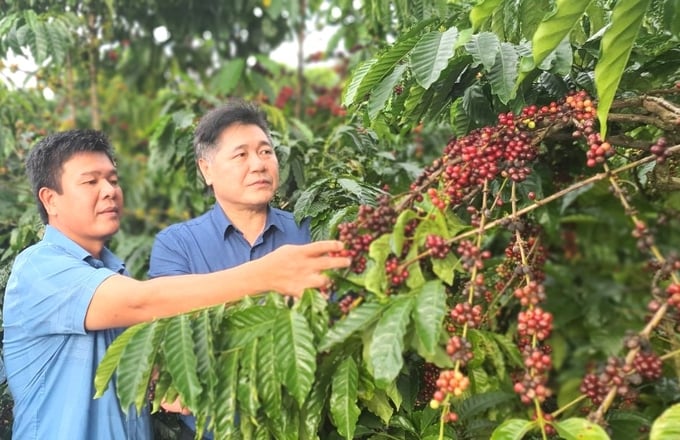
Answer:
[
  {"left": 326, "top": 88, "right": 678, "bottom": 435},
  {"left": 576, "top": 166, "right": 676, "bottom": 423}
]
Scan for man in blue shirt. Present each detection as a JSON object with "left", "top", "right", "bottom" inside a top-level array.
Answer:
[
  {"left": 2, "top": 129, "right": 350, "bottom": 439},
  {"left": 149, "top": 99, "right": 311, "bottom": 439}
]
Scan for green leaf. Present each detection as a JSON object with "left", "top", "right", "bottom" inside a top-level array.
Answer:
[
  {"left": 356, "top": 20, "right": 436, "bottom": 104},
  {"left": 488, "top": 331, "right": 524, "bottom": 368},
  {"left": 432, "top": 252, "right": 459, "bottom": 285},
  {"left": 457, "top": 391, "right": 517, "bottom": 421},
  {"left": 237, "top": 342, "right": 261, "bottom": 423},
  {"left": 664, "top": 0, "right": 680, "bottom": 38},
  {"left": 362, "top": 389, "right": 394, "bottom": 424},
  {"left": 404, "top": 238, "right": 426, "bottom": 290},
  {"left": 211, "top": 58, "right": 246, "bottom": 95},
  {"left": 398, "top": 82, "right": 427, "bottom": 126},
  {"left": 368, "top": 295, "right": 415, "bottom": 388},
  {"left": 343, "top": 58, "right": 378, "bottom": 107},
  {"left": 162, "top": 314, "right": 202, "bottom": 409},
  {"left": 554, "top": 417, "right": 611, "bottom": 440},
  {"left": 595, "top": 0, "right": 651, "bottom": 139},
  {"left": 192, "top": 311, "right": 217, "bottom": 413},
  {"left": 488, "top": 42, "right": 519, "bottom": 104},
  {"left": 465, "top": 32, "right": 500, "bottom": 71},
  {"left": 319, "top": 302, "right": 385, "bottom": 352},
  {"left": 274, "top": 309, "right": 316, "bottom": 406},
  {"left": 337, "top": 177, "right": 366, "bottom": 200},
  {"left": 470, "top": 0, "right": 503, "bottom": 31},
  {"left": 365, "top": 234, "right": 392, "bottom": 296},
  {"left": 490, "top": 419, "right": 536, "bottom": 439},
  {"left": 391, "top": 209, "right": 418, "bottom": 256},
  {"left": 412, "top": 280, "right": 447, "bottom": 356},
  {"left": 368, "top": 63, "right": 408, "bottom": 119},
  {"left": 531, "top": 0, "right": 592, "bottom": 73},
  {"left": 330, "top": 357, "right": 360, "bottom": 439},
  {"left": 224, "top": 305, "right": 279, "bottom": 347},
  {"left": 213, "top": 350, "right": 240, "bottom": 438},
  {"left": 411, "top": 26, "right": 459, "bottom": 89},
  {"left": 650, "top": 404, "right": 680, "bottom": 440},
  {"left": 116, "top": 320, "right": 167, "bottom": 411},
  {"left": 94, "top": 322, "right": 148, "bottom": 399},
  {"left": 257, "top": 331, "right": 285, "bottom": 437}
]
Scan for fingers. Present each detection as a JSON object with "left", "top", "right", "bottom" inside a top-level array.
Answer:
[
  {"left": 316, "top": 255, "right": 352, "bottom": 271},
  {"left": 302, "top": 240, "right": 347, "bottom": 256}
]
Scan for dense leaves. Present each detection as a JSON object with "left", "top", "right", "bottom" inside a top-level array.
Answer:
[{"left": 1, "top": 1, "right": 680, "bottom": 439}]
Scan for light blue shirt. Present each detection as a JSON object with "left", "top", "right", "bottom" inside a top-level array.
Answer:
[
  {"left": 2, "top": 226, "right": 151, "bottom": 439},
  {"left": 149, "top": 204, "right": 310, "bottom": 438}
]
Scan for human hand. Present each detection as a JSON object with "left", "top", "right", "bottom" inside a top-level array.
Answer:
[
  {"left": 260, "top": 240, "right": 350, "bottom": 298},
  {"left": 160, "top": 397, "right": 192, "bottom": 415}
]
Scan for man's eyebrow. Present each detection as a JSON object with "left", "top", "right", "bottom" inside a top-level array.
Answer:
[{"left": 78, "top": 169, "right": 118, "bottom": 177}]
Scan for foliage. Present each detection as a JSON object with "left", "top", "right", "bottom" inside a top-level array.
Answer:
[{"left": 1, "top": 0, "right": 680, "bottom": 439}]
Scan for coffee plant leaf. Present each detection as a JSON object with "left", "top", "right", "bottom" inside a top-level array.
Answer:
[
  {"left": 330, "top": 357, "right": 360, "bottom": 439},
  {"left": 488, "top": 332, "right": 523, "bottom": 368},
  {"left": 410, "top": 26, "right": 459, "bottom": 90},
  {"left": 236, "top": 342, "right": 260, "bottom": 423},
  {"left": 412, "top": 280, "right": 448, "bottom": 357},
  {"left": 255, "top": 331, "right": 284, "bottom": 436},
  {"left": 368, "top": 63, "right": 407, "bottom": 119},
  {"left": 213, "top": 349, "right": 239, "bottom": 438},
  {"left": 469, "top": 365, "right": 493, "bottom": 393},
  {"left": 465, "top": 32, "right": 501, "bottom": 72},
  {"left": 368, "top": 295, "right": 415, "bottom": 388},
  {"left": 553, "top": 417, "right": 610, "bottom": 439},
  {"left": 352, "top": 18, "right": 436, "bottom": 108},
  {"left": 457, "top": 390, "right": 516, "bottom": 421},
  {"left": 595, "top": 0, "right": 651, "bottom": 139},
  {"left": 162, "top": 314, "right": 203, "bottom": 409},
  {"left": 490, "top": 418, "right": 537, "bottom": 439},
  {"left": 362, "top": 388, "right": 393, "bottom": 424},
  {"left": 531, "top": 0, "right": 592, "bottom": 74},
  {"left": 210, "top": 58, "right": 245, "bottom": 96},
  {"left": 664, "top": 0, "right": 680, "bottom": 38},
  {"left": 391, "top": 209, "right": 419, "bottom": 256},
  {"left": 488, "top": 42, "right": 519, "bottom": 104},
  {"left": 470, "top": 0, "right": 503, "bottom": 31},
  {"left": 404, "top": 240, "right": 426, "bottom": 289},
  {"left": 294, "top": 289, "right": 329, "bottom": 342},
  {"left": 192, "top": 311, "right": 217, "bottom": 413},
  {"left": 224, "top": 305, "right": 279, "bottom": 348},
  {"left": 273, "top": 309, "right": 316, "bottom": 406},
  {"left": 366, "top": 234, "right": 392, "bottom": 296},
  {"left": 319, "top": 302, "right": 384, "bottom": 352},
  {"left": 94, "top": 321, "right": 149, "bottom": 399},
  {"left": 118, "top": 320, "right": 165, "bottom": 411},
  {"left": 650, "top": 403, "right": 680, "bottom": 440},
  {"left": 432, "top": 252, "right": 459, "bottom": 285}
]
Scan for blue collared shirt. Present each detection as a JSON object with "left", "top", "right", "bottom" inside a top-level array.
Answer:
[
  {"left": 148, "top": 204, "right": 310, "bottom": 437},
  {"left": 2, "top": 226, "right": 151, "bottom": 439}
]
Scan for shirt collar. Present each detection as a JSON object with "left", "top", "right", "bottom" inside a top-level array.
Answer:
[
  {"left": 43, "top": 225, "right": 126, "bottom": 272},
  {"left": 209, "top": 203, "right": 283, "bottom": 239}
]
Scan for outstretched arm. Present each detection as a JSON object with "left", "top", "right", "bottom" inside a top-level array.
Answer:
[{"left": 85, "top": 240, "right": 349, "bottom": 330}]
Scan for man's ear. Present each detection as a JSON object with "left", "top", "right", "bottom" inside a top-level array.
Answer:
[
  {"left": 38, "top": 187, "right": 57, "bottom": 217},
  {"left": 197, "top": 158, "right": 211, "bottom": 186}
]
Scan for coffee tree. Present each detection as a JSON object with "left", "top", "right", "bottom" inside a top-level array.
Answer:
[{"left": 2, "top": 0, "right": 679, "bottom": 439}]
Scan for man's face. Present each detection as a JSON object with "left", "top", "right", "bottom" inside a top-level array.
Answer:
[
  {"left": 42, "top": 151, "right": 123, "bottom": 253},
  {"left": 199, "top": 123, "right": 279, "bottom": 212}
]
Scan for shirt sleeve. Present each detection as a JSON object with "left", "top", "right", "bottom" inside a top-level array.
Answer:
[
  {"left": 148, "top": 228, "right": 192, "bottom": 278},
  {"left": 6, "top": 245, "right": 116, "bottom": 336}
]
